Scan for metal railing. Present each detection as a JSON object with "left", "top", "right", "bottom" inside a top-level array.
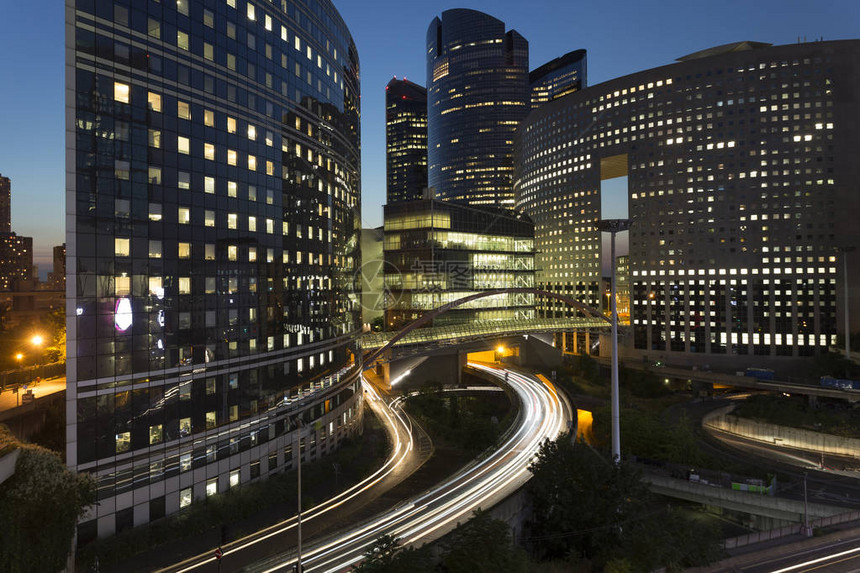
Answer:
[{"left": 0, "top": 362, "right": 65, "bottom": 391}]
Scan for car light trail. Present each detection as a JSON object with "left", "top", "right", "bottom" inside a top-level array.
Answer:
[{"left": 251, "top": 364, "right": 572, "bottom": 573}]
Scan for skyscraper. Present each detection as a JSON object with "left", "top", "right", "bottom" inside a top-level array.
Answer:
[
  {"left": 67, "top": 0, "right": 363, "bottom": 538},
  {"left": 0, "top": 173, "right": 10, "bottom": 233},
  {"left": 426, "top": 9, "right": 529, "bottom": 207},
  {"left": 530, "top": 49, "right": 587, "bottom": 108},
  {"left": 386, "top": 78, "right": 427, "bottom": 204},
  {"left": 0, "top": 233, "right": 32, "bottom": 290}
]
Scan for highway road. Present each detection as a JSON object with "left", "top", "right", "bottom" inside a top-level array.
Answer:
[
  {"left": 701, "top": 535, "right": 860, "bottom": 572},
  {"left": 159, "top": 378, "right": 429, "bottom": 573},
  {"left": 243, "top": 363, "right": 573, "bottom": 572}
]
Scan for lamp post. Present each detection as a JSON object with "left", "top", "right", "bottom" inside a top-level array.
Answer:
[
  {"left": 296, "top": 420, "right": 304, "bottom": 573},
  {"left": 596, "top": 219, "right": 633, "bottom": 464},
  {"left": 838, "top": 247, "right": 855, "bottom": 360}
]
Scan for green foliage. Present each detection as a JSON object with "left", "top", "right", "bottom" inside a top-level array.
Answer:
[
  {"left": 591, "top": 406, "right": 709, "bottom": 467},
  {"left": 405, "top": 389, "right": 510, "bottom": 453},
  {"left": 620, "top": 366, "right": 670, "bottom": 398},
  {"left": 440, "top": 510, "right": 528, "bottom": 573},
  {"left": 43, "top": 308, "right": 67, "bottom": 364},
  {"left": 734, "top": 394, "right": 860, "bottom": 437},
  {"left": 352, "top": 511, "right": 527, "bottom": 573},
  {"left": 527, "top": 434, "right": 723, "bottom": 571},
  {"left": 811, "top": 351, "right": 857, "bottom": 380},
  {"left": 0, "top": 425, "right": 96, "bottom": 573},
  {"left": 567, "top": 353, "right": 601, "bottom": 385}
]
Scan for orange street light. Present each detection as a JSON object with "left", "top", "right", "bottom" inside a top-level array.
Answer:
[
  {"left": 31, "top": 335, "right": 44, "bottom": 347},
  {"left": 15, "top": 353, "right": 23, "bottom": 362}
]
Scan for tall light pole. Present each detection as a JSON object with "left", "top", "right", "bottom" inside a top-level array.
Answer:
[
  {"left": 838, "top": 246, "right": 855, "bottom": 360},
  {"left": 596, "top": 219, "right": 633, "bottom": 464},
  {"left": 296, "top": 420, "right": 303, "bottom": 573}
]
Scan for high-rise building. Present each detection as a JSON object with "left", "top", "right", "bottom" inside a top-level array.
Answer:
[
  {"left": 0, "top": 173, "right": 10, "bottom": 233},
  {"left": 530, "top": 49, "right": 587, "bottom": 109},
  {"left": 426, "top": 9, "right": 529, "bottom": 207},
  {"left": 67, "top": 0, "right": 362, "bottom": 539},
  {"left": 0, "top": 233, "right": 32, "bottom": 290},
  {"left": 48, "top": 243, "right": 66, "bottom": 291},
  {"left": 383, "top": 199, "right": 535, "bottom": 330},
  {"left": 515, "top": 40, "right": 860, "bottom": 362},
  {"left": 386, "top": 78, "right": 427, "bottom": 204}
]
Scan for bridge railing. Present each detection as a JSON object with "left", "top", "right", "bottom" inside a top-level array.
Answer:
[{"left": 0, "top": 362, "right": 65, "bottom": 391}]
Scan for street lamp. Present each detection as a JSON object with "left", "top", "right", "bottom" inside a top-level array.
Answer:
[{"left": 596, "top": 218, "right": 633, "bottom": 464}]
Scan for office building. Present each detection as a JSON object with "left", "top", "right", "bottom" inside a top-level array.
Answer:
[
  {"left": 386, "top": 78, "right": 427, "bottom": 204},
  {"left": 67, "top": 0, "right": 362, "bottom": 538},
  {"left": 530, "top": 49, "right": 587, "bottom": 109},
  {"left": 515, "top": 40, "right": 860, "bottom": 360},
  {"left": 48, "top": 243, "right": 66, "bottom": 291},
  {"left": 0, "top": 174, "right": 9, "bottom": 233},
  {"left": 0, "top": 233, "right": 33, "bottom": 291},
  {"left": 426, "top": 9, "right": 529, "bottom": 207},
  {"left": 383, "top": 199, "right": 535, "bottom": 330}
]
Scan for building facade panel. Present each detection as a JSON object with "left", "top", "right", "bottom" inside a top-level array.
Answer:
[
  {"left": 515, "top": 40, "right": 860, "bottom": 360},
  {"left": 67, "top": 0, "right": 363, "bottom": 536},
  {"left": 386, "top": 78, "right": 427, "bottom": 204}
]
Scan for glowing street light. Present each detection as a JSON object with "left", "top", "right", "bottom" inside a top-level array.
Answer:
[{"left": 31, "top": 335, "right": 44, "bottom": 347}]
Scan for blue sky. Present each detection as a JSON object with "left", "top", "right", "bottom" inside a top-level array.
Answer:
[{"left": 1, "top": 0, "right": 857, "bottom": 269}]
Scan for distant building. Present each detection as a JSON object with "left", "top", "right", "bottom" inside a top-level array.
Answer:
[
  {"left": 0, "top": 174, "right": 9, "bottom": 233},
  {"left": 386, "top": 78, "right": 427, "bottom": 204},
  {"left": 0, "top": 233, "right": 33, "bottom": 291},
  {"left": 530, "top": 49, "right": 587, "bottom": 108},
  {"left": 515, "top": 40, "right": 860, "bottom": 360},
  {"left": 383, "top": 199, "right": 535, "bottom": 330},
  {"left": 48, "top": 243, "right": 66, "bottom": 291},
  {"left": 426, "top": 9, "right": 529, "bottom": 207}
]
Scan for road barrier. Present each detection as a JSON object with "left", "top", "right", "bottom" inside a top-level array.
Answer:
[
  {"left": 0, "top": 362, "right": 65, "bottom": 391},
  {"left": 724, "top": 510, "right": 860, "bottom": 549}
]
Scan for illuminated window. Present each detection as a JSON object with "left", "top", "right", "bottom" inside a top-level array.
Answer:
[
  {"left": 149, "top": 240, "right": 162, "bottom": 258},
  {"left": 176, "top": 0, "right": 189, "bottom": 15},
  {"left": 148, "top": 277, "right": 162, "bottom": 298},
  {"left": 178, "top": 207, "right": 190, "bottom": 224},
  {"left": 227, "top": 53, "right": 236, "bottom": 70},
  {"left": 179, "top": 277, "right": 191, "bottom": 294},
  {"left": 115, "top": 238, "right": 130, "bottom": 257},
  {"left": 248, "top": 155, "right": 257, "bottom": 170},
  {"left": 177, "top": 30, "right": 189, "bottom": 50},
  {"left": 206, "top": 478, "right": 217, "bottom": 496},
  {"left": 227, "top": 149, "right": 237, "bottom": 166},
  {"left": 178, "top": 172, "right": 190, "bottom": 189},
  {"left": 204, "top": 143, "right": 215, "bottom": 160},
  {"left": 179, "top": 450, "right": 192, "bottom": 469},
  {"left": 204, "top": 176, "right": 215, "bottom": 194},
  {"left": 177, "top": 136, "right": 190, "bottom": 154},
  {"left": 116, "top": 432, "right": 130, "bottom": 453},
  {"left": 149, "top": 424, "right": 163, "bottom": 445},
  {"left": 228, "top": 181, "right": 238, "bottom": 197},
  {"left": 230, "top": 469, "right": 240, "bottom": 488},
  {"left": 247, "top": 3, "right": 255, "bottom": 20},
  {"left": 148, "top": 92, "right": 161, "bottom": 111},
  {"left": 205, "top": 210, "right": 215, "bottom": 227},
  {"left": 206, "top": 411, "right": 217, "bottom": 429},
  {"left": 148, "top": 167, "right": 161, "bottom": 184},
  {"left": 204, "top": 109, "right": 215, "bottom": 126},
  {"left": 179, "top": 487, "right": 192, "bottom": 508},
  {"left": 178, "top": 242, "right": 191, "bottom": 259},
  {"left": 204, "top": 43, "right": 214, "bottom": 61},
  {"left": 248, "top": 186, "right": 257, "bottom": 201},
  {"left": 115, "top": 275, "right": 131, "bottom": 296},
  {"left": 229, "top": 404, "right": 239, "bottom": 421},
  {"left": 248, "top": 216, "right": 257, "bottom": 232},
  {"left": 228, "top": 213, "right": 238, "bottom": 229},
  {"left": 248, "top": 247, "right": 257, "bottom": 262},
  {"left": 247, "top": 124, "right": 257, "bottom": 140},
  {"left": 227, "top": 116, "right": 237, "bottom": 133},
  {"left": 114, "top": 82, "right": 130, "bottom": 103},
  {"left": 148, "top": 129, "right": 161, "bottom": 148},
  {"left": 228, "top": 245, "right": 237, "bottom": 261},
  {"left": 147, "top": 18, "right": 161, "bottom": 39},
  {"left": 203, "top": 9, "right": 214, "bottom": 27},
  {"left": 205, "top": 244, "right": 215, "bottom": 260},
  {"left": 149, "top": 203, "right": 162, "bottom": 221},
  {"left": 178, "top": 101, "right": 191, "bottom": 120}
]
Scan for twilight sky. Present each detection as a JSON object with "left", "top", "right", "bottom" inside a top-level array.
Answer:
[{"left": 0, "top": 0, "right": 856, "bottom": 270}]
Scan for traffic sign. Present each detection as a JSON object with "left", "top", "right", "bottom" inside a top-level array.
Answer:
[{"left": 214, "top": 547, "right": 222, "bottom": 560}]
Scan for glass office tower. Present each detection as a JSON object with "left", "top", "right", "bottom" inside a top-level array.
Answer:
[
  {"left": 386, "top": 78, "right": 427, "bottom": 204},
  {"left": 530, "top": 49, "right": 587, "bottom": 109},
  {"left": 426, "top": 9, "right": 529, "bottom": 207},
  {"left": 66, "top": 0, "right": 362, "bottom": 538}
]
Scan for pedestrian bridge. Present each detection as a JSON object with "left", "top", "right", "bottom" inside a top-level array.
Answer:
[{"left": 359, "top": 316, "right": 610, "bottom": 352}]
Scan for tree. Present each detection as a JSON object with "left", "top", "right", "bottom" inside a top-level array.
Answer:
[
  {"left": 351, "top": 534, "right": 435, "bottom": 573},
  {"left": 527, "top": 434, "right": 723, "bottom": 571},
  {"left": 439, "top": 510, "right": 528, "bottom": 573},
  {"left": 0, "top": 424, "right": 96, "bottom": 573},
  {"left": 42, "top": 308, "right": 66, "bottom": 363}
]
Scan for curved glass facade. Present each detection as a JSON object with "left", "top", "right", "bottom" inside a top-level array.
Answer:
[
  {"left": 515, "top": 40, "right": 860, "bottom": 361},
  {"left": 426, "top": 9, "right": 529, "bottom": 207},
  {"left": 66, "top": 0, "right": 362, "bottom": 537}
]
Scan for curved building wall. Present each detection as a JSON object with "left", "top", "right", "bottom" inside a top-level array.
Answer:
[
  {"left": 515, "top": 40, "right": 860, "bottom": 359},
  {"left": 426, "top": 9, "right": 529, "bottom": 207},
  {"left": 66, "top": 0, "right": 362, "bottom": 537}
]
